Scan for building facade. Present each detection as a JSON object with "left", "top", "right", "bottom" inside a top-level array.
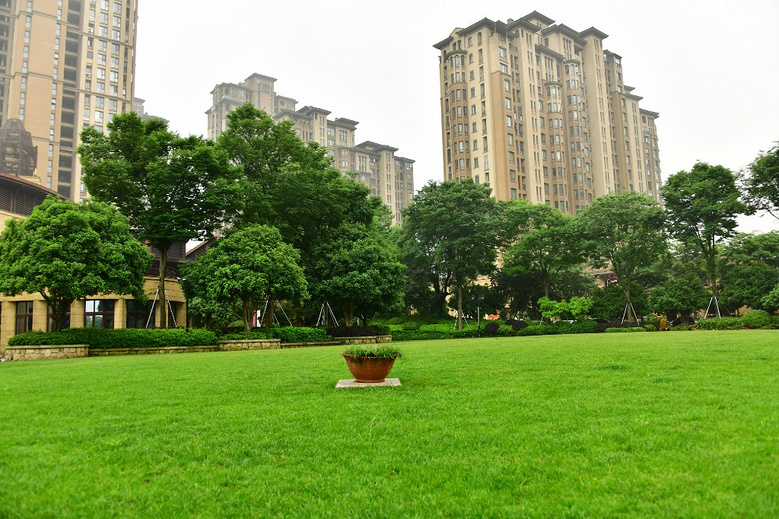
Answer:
[
  {"left": 0, "top": 0, "right": 138, "bottom": 201},
  {"left": 206, "top": 74, "right": 415, "bottom": 224},
  {"left": 434, "top": 12, "right": 662, "bottom": 214}
]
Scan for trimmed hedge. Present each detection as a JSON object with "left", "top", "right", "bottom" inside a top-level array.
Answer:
[
  {"left": 697, "top": 317, "right": 743, "bottom": 330},
  {"left": 742, "top": 310, "right": 772, "bottom": 329},
  {"left": 593, "top": 322, "right": 643, "bottom": 333},
  {"left": 220, "top": 327, "right": 331, "bottom": 343},
  {"left": 8, "top": 328, "right": 218, "bottom": 348},
  {"left": 326, "top": 326, "right": 388, "bottom": 337},
  {"left": 390, "top": 320, "right": 598, "bottom": 341}
]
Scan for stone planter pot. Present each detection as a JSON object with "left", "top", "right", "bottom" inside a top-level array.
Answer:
[{"left": 342, "top": 354, "right": 398, "bottom": 383}]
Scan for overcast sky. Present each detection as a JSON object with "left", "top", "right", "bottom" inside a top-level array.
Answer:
[{"left": 135, "top": 0, "right": 779, "bottom": 233}]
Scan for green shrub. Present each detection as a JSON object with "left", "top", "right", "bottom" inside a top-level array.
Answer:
[
  {"left": 370, "top": 324, "right": 391, "bottom": 336},
  {"left": 698, "top": 317, "right": 743, "bottom": 330},
  {"left": 483, "top": 322, "right": 500, "bottom": 336},
  {"left": 8, "top": 328, "right": 218, "bottom": 348},
  {"left": 741, "top": 310, "right": 772, "bottom": 329},
  {"left": 221, "top": 327, "right": 330, "bottom": 343},
  {"left": 401, "top": 321, "right": 421, "bottom": 331}
]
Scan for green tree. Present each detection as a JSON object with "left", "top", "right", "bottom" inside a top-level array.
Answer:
[
  {"left": 310, "top": 223, "right": 405, "bottom": 326},
  {"left": 719, "top": 232, "right": 779, "bottom": 312},
  {"left": 743, "top": 142, "right": 779, "bottom": 220},
  {"left": 720, "top": 262, "right": 779, "bottom": 312},
  {"left": 399, "top": 180, "right": 501, "bottom": 328},
  {"left": 649, "top": 272, "right": 709, "bottom": 323},
  {"left": 181, "top": 225, "right": 308, "bottom": 331},
  {"left": 79, "top": 113, "right": 240, "bottom": 328},
  {"left": 216, "top": 105, "right": 384, "bottom": 285},
  {"left": 502, "top": 200, "right": 586, "bottom": 298},
  {"left": 590, "top": 283, "right": 649, "bottom": 322},
  {"left": 578, "top": 192, "right": 667, "bottom": 322},
  {"left": 662, "top": 163, "right": 747, "bottom": 312},
  {"left": 761, "top": 284, "right": 779, "bottom": 312},
  {"left": 215, "top": 104, "right": 332, "bottom": 226},
  {"left": 0, "top": 197, "right": 151, "bottom": 331}
]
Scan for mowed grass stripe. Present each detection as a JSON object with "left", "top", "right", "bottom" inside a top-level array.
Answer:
[{"left": 1, "top": 331, "right": 777, "bottom": 517}]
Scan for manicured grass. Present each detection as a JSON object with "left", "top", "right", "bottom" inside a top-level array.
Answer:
[{"left": 1, "top": 331, "right": 777, "bottom": 517}]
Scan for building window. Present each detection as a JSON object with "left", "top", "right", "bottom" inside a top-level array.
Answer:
[
  {"left": 85, "top": 299, "right": 115, "bottom": 328},
  {"left": 126, "top": 300, "right": 153, "bottom": 329},
  {"left": 16, "top": 301, "right": 34, "bottom": 334}
]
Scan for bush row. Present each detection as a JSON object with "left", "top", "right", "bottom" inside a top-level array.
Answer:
[
  {"left": 391, "top": 320, "right": 600, "bottom": 341},
  {"left": 8, "top": 328, "right": 218, "bottom": 348},
  {"left": 221, "top": 327, "right": 331, "bottom": 343},
  {"left": 326, "top": 325, "right": 390, "bottom": 337},
  {"left": 697, "top": 310, "right": 774, "bottom": 330}
]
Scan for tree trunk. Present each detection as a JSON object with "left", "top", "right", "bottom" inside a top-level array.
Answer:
[
  {"left": 457, "top": 283, "right": 463, "bottom": 330},
  {"left": 243, "top": 298, "right": 252, "bottom": 331},
  {"left": 159, "top": 244, "right": 168, "bottom": 329},
  {"left": 623, "top": 282, "right": 635, "bottom": 323},
  {"left": 343, "top": 302, "right": 354, "bottom": 327}
]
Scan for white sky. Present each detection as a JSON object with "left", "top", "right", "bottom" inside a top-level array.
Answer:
[{"left": 135, "top": 0, "right": 779, "bottom": 233}]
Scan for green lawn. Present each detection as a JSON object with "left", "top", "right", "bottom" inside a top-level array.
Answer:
[{"left": 1, "top": 331, "right": 777, "bottom": 517}]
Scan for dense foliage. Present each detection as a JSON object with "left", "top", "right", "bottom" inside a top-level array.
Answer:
[
  {"left": 182, "top": 225, "right": 308, "bottom": 331},
  {"left": 8, "top": 328, "right": 218, "bottom": 348},
  {"left": 219, "top": 327, "right": 331, "bottom": 343},
  {"left": 79, "top": 113, "right": 240, "bottom": 328},
  {"left": 0, "top": 197, "right": 151, "bottom": 331},
  {"left": 398, "top": 179, "right": 501, "bottom": 327}
]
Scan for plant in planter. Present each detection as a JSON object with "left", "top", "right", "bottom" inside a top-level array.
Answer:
[{"left": 342, "top": 344, "right": 402, "bottom": 383}]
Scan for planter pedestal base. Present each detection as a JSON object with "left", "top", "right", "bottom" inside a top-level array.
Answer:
[{"left": 335, "top": 378, "right": 401, "bottom": 389}]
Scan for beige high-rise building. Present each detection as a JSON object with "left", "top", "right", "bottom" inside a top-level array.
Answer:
[
  {"left": 0, "top": 0, "right": 138, "bottom": 200},
  {"left": 434, "top": 12, "right": 662, "bottom": 214},
  {"left": 206, "top": 74, "right": 415, "bottom": 225}
]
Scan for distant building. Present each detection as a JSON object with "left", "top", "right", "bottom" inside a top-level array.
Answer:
[
  {"left": 0, "top": 0, "right": 139, "bottom": 200},
  {"left": 434, "top": 12, "right": 662, "bottom": 213},
  {"left": 0, "top": 119, "right": 37, "bottom": 177},
  {"left": 133, "top": 97, "right": 167, "bottom": 123},
  {"left": 206, "top": 74, "right": 415, "bottom": 225}
]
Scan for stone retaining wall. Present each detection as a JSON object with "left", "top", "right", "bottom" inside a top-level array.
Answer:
[
  {"left": 4, "top": 345, "right": 89, "bottom": 361},
  {"left": 4, "top": 335, "right": 393, "bottom": 361},
  {"left": 218, "top": 339, "right": 281, "bottom": 351}
]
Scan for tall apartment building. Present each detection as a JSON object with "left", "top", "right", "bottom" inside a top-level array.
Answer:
[
  {"left": 206, "top": 73, "right": 415, "bottom": 225},
  {"left": 0, "top": 0, "right": 138, "bottom": 200},
  {"left": 434, "top": 12, "right": 662, "bottom": 214}
]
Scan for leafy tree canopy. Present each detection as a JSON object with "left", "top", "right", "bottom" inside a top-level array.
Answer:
[
  {"left": 310, "top": 223, "right": 405, "bottom": 326},
  {"left": 577, "top": 192, "right": 667, "bottom": 321},
  {"left": 79, "top": 112, "right": 241, "bottom": 327},
  {"left": 0, "top": 197, "right": 151, "bottom": 331},
  {"left": 399, "top": 179, "right": 501, "bottom": 326},
  {"left": 502, "top": 200, "right": 586, "bottom": 298},
  {"left": 743, "top": 142, "right": 779, "bottom": 220},
  {"left": 661, "top": 162, "right": 746, "bottom": 300},
  {"left": 181, "top": 225, "right": 308, "bottom": 331}
]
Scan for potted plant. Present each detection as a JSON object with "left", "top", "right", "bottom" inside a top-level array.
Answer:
[{"left": 342, "top": 344, "right": 402, "bottom": 383}]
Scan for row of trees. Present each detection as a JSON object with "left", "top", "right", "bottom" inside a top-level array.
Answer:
[
  {"left": 77, "top": 105, "right": 405, "bottom": 330},
  {"left": 399, "top": 142, "right": 779, "bottom": 326},
  {"left": 2, "top": 99, "right": 774, "bottom": 331}
]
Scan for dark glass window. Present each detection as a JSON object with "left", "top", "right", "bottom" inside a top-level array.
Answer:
[
  {"left": 126, "top": 299, "right": 153, "bottom": 329},
  {"left": 15, "top": 301, "right": 33, "bottom": 334}
]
